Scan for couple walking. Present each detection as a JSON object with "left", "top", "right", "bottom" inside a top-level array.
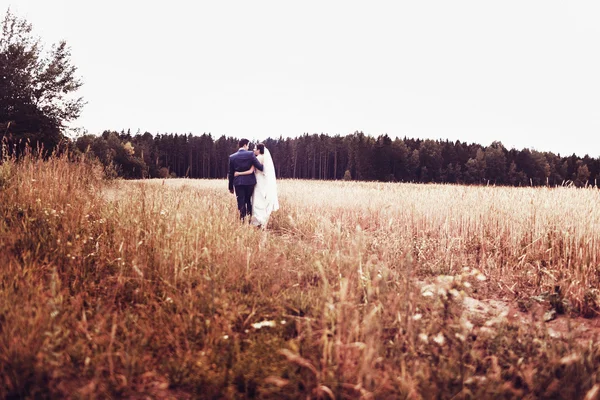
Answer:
[{"left": 228, "top": 139, "right": 279, "bottom": 228}]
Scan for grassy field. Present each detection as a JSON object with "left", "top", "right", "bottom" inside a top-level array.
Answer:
[{"left": 2, "top": 153, "right": 600, "bottom": 399}]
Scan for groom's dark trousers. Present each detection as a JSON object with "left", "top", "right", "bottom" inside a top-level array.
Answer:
[
  {"left": 228, "top": 148, "right": 264, "bottom": 219},
  {"left": 234, "top": 185, "right": 254, "bottom": 219}
]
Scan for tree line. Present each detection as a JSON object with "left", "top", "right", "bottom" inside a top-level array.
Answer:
[
  {"left": 1, "top": 9, "right": 597, "bottom": 187},
  {"left": 70, "top": 129, "right": 598, "bottom": 187}
]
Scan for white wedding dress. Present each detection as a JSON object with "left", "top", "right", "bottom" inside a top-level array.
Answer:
[{"left": 251, "top": 147, "right": 279, "bottom": 228}]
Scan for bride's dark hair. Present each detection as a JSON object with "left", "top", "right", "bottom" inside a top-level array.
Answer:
[{"left": 256, "top": 143, "right": 265, "bottom": 154}]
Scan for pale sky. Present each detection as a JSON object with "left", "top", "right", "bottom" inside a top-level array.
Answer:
[{"left": 5, "top": 0, "right": 600, "bottom": 157}]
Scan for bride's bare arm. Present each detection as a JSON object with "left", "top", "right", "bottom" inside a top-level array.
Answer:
[{"left": 234, "top": 165, "right": 255, "bottom": 177}]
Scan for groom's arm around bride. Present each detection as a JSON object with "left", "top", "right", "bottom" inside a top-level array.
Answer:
[{"left": 228, "top": 139, "right": 263, "bottom": 219}]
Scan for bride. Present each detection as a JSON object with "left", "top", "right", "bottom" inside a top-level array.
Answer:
[{"left": 234, "top": 143, "right": 279, "bottom": 228}]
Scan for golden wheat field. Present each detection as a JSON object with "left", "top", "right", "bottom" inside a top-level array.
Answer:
[{"left": 2, "top": 154, "right": 600, "bottom": 399}]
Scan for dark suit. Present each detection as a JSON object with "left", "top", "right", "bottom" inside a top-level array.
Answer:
[{"left": 228, "top": 148, "right": 264, "bottom": 219}]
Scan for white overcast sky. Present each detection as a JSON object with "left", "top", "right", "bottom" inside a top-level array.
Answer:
[{"left": 5, "top": 0, "right": 600, "bottom": 157}]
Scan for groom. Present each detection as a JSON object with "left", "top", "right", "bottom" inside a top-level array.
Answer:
[{"left": 228, "top": 139, "right": 264, "bottom": 220}]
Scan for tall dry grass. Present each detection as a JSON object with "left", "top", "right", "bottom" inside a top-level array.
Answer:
[
  {"left": 2, "top": 153, "right": 600, "bottom": 399},
  {"left": 270, "top": 180, "right": 600, "bottom": 313}
]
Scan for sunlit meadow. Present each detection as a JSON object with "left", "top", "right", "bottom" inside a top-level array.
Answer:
[{"left": 2, "top": 153, "right": 600, "bottom": 399}]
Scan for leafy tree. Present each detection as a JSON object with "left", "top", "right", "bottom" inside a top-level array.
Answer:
[
  {"left": 464, "top": 148, "right": 486, "bottom": 183},
  {"left": 507, "top": 160, "right": 527, "bottom": 186},
  {"left": 544, "top": 152, "right": 566, "bottom": 186},
  {"left": 391, "top": 139, "right": 409, "bottom": 181},
  {"left": 75, "top": 132, "right": 147, "bottom": 178},
  {"left": 0, "top": 9, "right": 84, "bottom": 154},
  {"left": 407, "top": 149, "right": 420, "bottom": 181},
  {"left": 575, "top": 162, "right": 591, "bottom": 187},
  {"left": 484, "top": 141, "right": 507, "bottom": 184},
  {"left": 444, "top": 163, "right": 462, "bottom": 183},
  {"left": 419, "top": 139, "right": 443, "bottom": 182}
]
